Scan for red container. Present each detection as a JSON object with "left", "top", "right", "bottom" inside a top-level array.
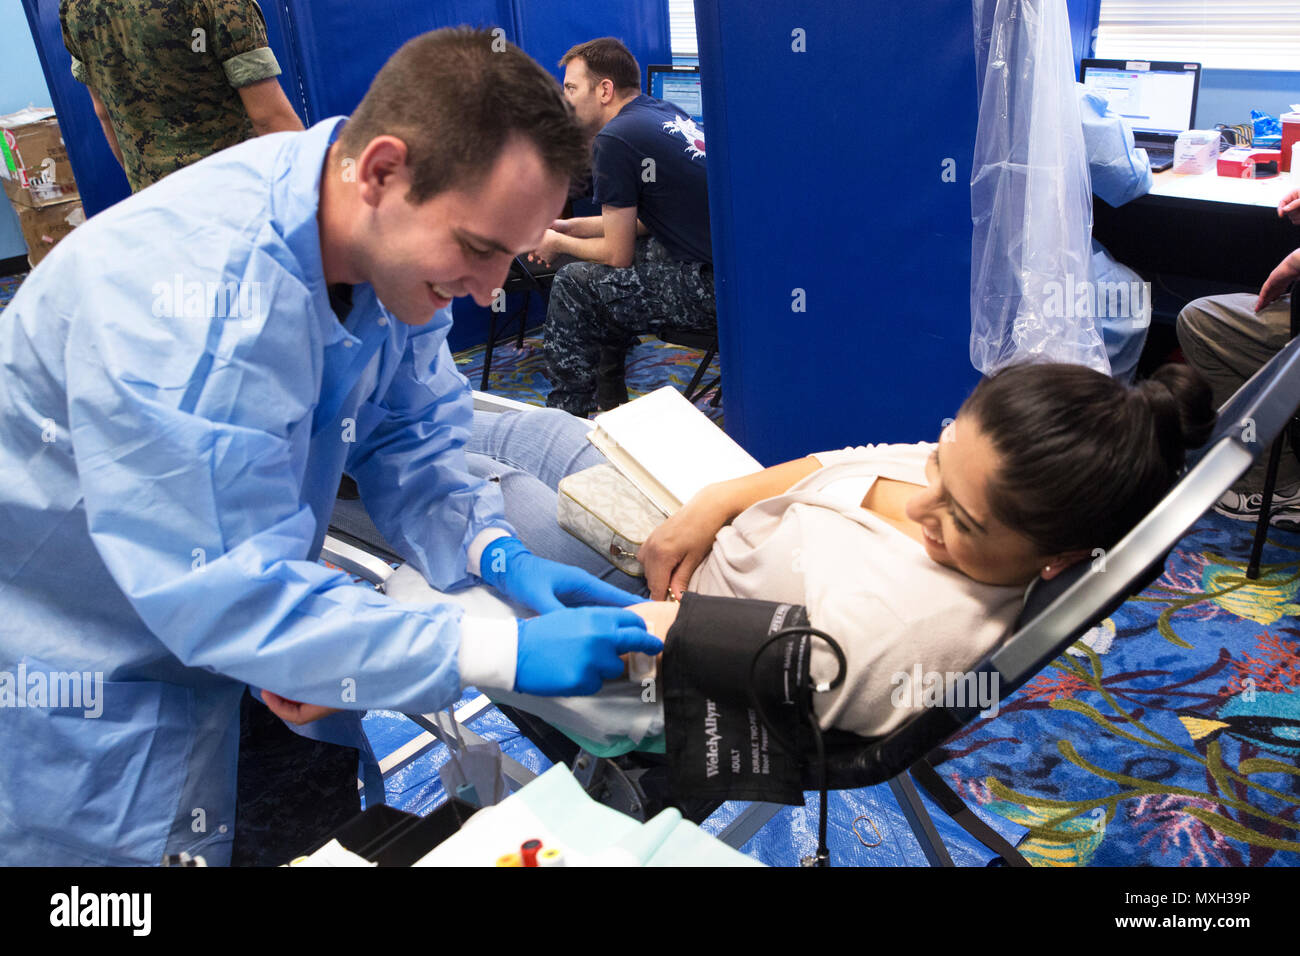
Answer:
[{"left": 1282, "top": 112, "right": 1300, "bottom": 173}]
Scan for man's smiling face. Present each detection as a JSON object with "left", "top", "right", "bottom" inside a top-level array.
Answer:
[{"left": 357, "top": 133, "right": 568, "bottom": 325}]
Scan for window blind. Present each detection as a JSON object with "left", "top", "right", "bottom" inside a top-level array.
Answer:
[
  {"left": 1094, "top": 1, "right": 1300, "bottom": 71},
  {"left": 669, "top": 0, "right": 698, "bottom": 58}
]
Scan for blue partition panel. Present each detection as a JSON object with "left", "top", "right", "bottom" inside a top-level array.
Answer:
[
  {"left": 279, "top": 0, "right": 516, "bottom": 122},
  {"left": 20, "top": 0, "right": 130, "bottom": 217},
  {"left": 513, "top": 0, "right": 670, "bottom": 83},
  {"left": 447, "top": 1, "right": 670, "bottom": 352},
  {"left": 20, "top": 0, "right": 307, "bottom": 218},
  {"left": 695, "top": 2, "right": 982, "bottom": 464}
]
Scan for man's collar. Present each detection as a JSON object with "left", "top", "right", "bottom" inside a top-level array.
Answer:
[
  {"left": 269, "top": 116, "right": 349, "bottom": 339},
  {"left": 269, "top": 117, "right": 347, "bottom": 280}
]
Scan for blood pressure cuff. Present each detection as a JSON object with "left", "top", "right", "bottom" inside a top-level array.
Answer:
[{"left": 662, "top": 592, "right": 817, "bottom": 805}]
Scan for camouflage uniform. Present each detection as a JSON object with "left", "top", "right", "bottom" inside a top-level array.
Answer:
[
  {"left": 544, "top": 235, "right": 716, "bottom": 415},
  {"left": 60, "top": 0, "right": 283, "bottom": 192}
]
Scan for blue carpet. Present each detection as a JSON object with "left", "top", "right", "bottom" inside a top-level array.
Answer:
[{"left": 933, "top": 511, "right": 1300, "bottom": 866}]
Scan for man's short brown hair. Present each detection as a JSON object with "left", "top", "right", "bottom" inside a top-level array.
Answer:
[
  {"left": 340, "top": 27, "right": 588, "bottom": 203},
  {"left": 559, "top": 37, "right": 641, "bottom": 93}
]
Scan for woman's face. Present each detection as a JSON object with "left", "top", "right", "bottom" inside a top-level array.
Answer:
[{"left": 903, "top": 415, "right": 1065, "bottom": 587}]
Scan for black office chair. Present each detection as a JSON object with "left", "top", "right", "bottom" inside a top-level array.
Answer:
[
  {"left": 478, "top": 256, "right": 558, "bottom": 391},
  {"left": 1243, "top": 278, "right": 1300, "bottom": 578},
  {"left": 657, "top": 328, "right": 721, "bottom": 405},
  {"left": 753, "top": 320, "right": 1300, "bottom": 865}
]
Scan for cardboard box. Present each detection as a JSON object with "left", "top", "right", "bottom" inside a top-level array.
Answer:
[
  {"left": 15, "top": 198, "right": 85, "bottom": 268},
  {"left": 1173, "top": 129, "right": 1220, "bottom": 175},
  {"left": 0, "top": 107, "right": 80, "bottom": 208}
]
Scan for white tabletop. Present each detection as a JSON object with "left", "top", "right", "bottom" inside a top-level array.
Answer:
[{"left": 1148, "top": 168, "right": 1298, "bottom": 208}]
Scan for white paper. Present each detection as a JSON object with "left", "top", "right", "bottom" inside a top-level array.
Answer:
[{"left": 591, "top": 387, "right": 761, "bottom": 509}]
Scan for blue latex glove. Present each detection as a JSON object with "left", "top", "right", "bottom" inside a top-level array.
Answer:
[
  {"left": 479, "top": 536, "right": 638, "bottom": 614},
  {"left": 515, "top": 607, "right": 664, "bottom": 696}
]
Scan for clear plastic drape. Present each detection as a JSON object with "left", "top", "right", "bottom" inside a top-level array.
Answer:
[{"left": 969, "top": 0, "right": 1110, "bottom": 375}]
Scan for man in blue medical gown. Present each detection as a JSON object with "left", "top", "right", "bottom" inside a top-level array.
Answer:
[
  {"left": 1077, "top": 83, "right": 1154, "bottom": 383},
  {"left": 0, "top": 27, "right": 660, "bottom": 866}
]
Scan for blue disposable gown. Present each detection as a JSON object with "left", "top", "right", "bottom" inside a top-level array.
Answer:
[
  {"left": 1079, "top": 86, "right": 1153, "bottom": 210},
  {"left": 0, "top": 118, "right": 514, "bottom": 865},
  {"left": 1079, "top": 86, "right": 1155, "bottom": 383}
]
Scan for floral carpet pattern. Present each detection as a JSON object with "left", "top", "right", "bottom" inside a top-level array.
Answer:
[{"left": 936, "top": 513, "right": 1300, "bottom": 866}]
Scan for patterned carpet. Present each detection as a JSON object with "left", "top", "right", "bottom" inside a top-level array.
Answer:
[
  {"left": 935, "top": 511, "right": 1300, "bottom": 866},
  {"left": 0, "top": 273, "right": 25, "bottom": 312}
]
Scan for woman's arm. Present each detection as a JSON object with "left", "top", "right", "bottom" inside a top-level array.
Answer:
[
  {"left": 621, "top": 601, "right": 677, "bottom": 677},
  {"left": 638, "top": 456, "right": 823, "bottom": 599}
]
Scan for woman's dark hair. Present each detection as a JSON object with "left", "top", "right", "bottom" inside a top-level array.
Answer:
[{"left": 959, "top": 362, "right": 1216, "bottom": 556}]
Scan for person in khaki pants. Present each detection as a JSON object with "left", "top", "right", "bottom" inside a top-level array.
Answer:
[{"left": 1178, "top": 189, "right": 1300, "bottom": 528}]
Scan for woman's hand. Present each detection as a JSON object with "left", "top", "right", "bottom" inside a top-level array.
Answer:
[
  {"left": 638, "top": 455, "right": 825, "bottom": 599},
  {"left": 639, "top": 491, "right": 731, "bottom": 600}
]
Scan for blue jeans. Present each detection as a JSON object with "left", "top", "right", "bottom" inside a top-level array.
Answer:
[{"left": 465, "top": 407, "right": 649, "bottom": 597}]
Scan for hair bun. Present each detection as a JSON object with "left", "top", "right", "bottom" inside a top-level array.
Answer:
[{"left": 1139, "top": 364, "right": 1216, "bottom": 453}]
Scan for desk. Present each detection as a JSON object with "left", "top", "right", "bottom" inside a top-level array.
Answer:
[
  {"left": 1147, "top": 168, "right": 1296, "bottom": 207},
  {"left": 1093, "top": 169, "right": 1299, "bottom": 291}
]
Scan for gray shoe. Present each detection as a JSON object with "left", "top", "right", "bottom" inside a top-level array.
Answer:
[{"left": 1214, "top": 483, "right": 1300, "bottom": 529}]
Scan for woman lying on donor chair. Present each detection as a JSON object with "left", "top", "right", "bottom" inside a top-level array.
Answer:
[
  {"left": 267, "top": 361, "right": 1214, "bottom": 758},
  {"left": 448, "top": 360, "right": 1215, "bottom": 742}
]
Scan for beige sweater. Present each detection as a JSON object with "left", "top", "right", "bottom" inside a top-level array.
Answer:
[{"left": 689, "top": 442, "right": 1025, "bottom": 737}]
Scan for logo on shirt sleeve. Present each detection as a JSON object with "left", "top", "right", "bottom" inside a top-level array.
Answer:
[{"left": 661, "top": 115, "right": 706, "bottom": 159}]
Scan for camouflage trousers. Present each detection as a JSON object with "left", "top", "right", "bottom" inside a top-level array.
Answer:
[{"left": 544, "top": 236, "right": 716, "bottom": 415}]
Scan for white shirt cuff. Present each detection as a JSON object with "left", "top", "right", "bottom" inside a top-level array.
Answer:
[
  {"left": 467, "top": 527, "right": 512, "bottom": 577},
  {"left": 458, "top": 617, "right": 519, "bottom": 691}
]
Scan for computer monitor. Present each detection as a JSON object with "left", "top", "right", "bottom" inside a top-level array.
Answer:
[
  {"left": 1078, "top": 59, "right": 1202, "bottom": 139},
  {"left": 647, "top": 64, "right": 703, "bottom": 125}
]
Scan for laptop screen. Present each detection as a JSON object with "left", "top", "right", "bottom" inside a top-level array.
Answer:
[
  {"left": 647, "top": 65, "right": 704, "bottom": 125},
  {"left": 1079, "top": 59, "right": 1201, "bottom": 139}
]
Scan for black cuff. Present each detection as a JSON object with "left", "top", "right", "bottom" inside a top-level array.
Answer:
[{"left": 662, "top": 592, "right": 816, "bottom": 805}]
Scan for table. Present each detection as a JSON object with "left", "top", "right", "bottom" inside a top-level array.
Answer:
[{"left": 1093, "top": 169, "right": 1299, "bottom": 292}]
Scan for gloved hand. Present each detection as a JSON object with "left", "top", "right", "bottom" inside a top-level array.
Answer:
[
  {"left": 479, "top": 536, "right": 638, "bottom": 614},
  {"left": 515, "top": 607, "right": 663, "bottom": 696}
]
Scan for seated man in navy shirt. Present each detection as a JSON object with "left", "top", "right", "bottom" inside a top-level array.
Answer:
[{"left": 530, "top": 37, "right": 714, "bottom": 415}]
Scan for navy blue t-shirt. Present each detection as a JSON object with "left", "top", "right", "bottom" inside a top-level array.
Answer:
[{"left": 591, "top": 94, "right": 711, "bottom": 265}]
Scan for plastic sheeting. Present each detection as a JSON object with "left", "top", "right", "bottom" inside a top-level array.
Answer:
[{"left": 969, "top": 0, "right": 1110, "bottom": 376}]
